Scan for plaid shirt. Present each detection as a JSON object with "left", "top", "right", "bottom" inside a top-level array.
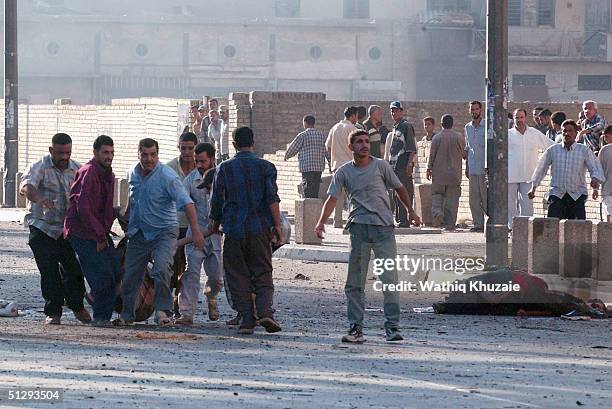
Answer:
[
  {"left": 532, "top": 142, "right": 605, "bottom": 201},
  {"left": 20, "top": 155, "right": 81, "bottom": 239},
  {"left": 284, "top": 128, "right": 328, "bottom": 173},
  {"left": 209, "top": 151, "right": 280, "bottom": 239}
]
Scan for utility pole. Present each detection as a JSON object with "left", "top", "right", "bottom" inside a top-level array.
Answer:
[
  {"left": 4, "top": 0, "right": 18, "bottom": 207},
  {"left": 485, "top": 0, "right": 508, "bottom": 269}
]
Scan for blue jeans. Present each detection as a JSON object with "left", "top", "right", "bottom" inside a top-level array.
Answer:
[
  {"left": 347, "top": 223, "right": 400, "bottom": 330},
  {"left": 120, "top": 229, "right": 178, "bottom": 322},
  {"left": 69, "top": 235, "right": 120, "bottom": 321}
]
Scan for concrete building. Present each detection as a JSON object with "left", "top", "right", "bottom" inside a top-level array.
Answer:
[{"left": 0, "top": 0, "right": 610, "bottom": 104}]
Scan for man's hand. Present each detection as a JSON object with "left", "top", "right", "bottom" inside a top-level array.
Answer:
[
  {"left": 191, "top": 227, "right": 205, "bottom": 250},
  {"left": 314, "top": 223, "right": 326, "bottom": 239},
  {"left": 426, "top": 169, "right": 432, "bottom": 181},
  {"left": 590, "top": 180, "right": 600, "bottom": 190},
  {"left": 465, "top": 169, "right": 470, "bottom": 179},
  {"left": 211, "top": 221, "right": 221, "bottom": 234},
  {"left": 96, "top": 239, "right": 108, "bottom": 252},
  {"left": 528, "top": 188, "right": 536, "bottom": 200},
  {"left": 40, "top": 198, "right": 55, "bottom": 208},
  {"left": 271, "top": 224, "right": 283, "bottom": 245},
  {"left": 408, "top": 210, "right": 422, "bottom": 227},
  {"left": 593, "top": 189, "right": 599, "bottom": 200}
]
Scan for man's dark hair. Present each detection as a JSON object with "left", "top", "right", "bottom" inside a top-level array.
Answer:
[
  {"left": 534, "top": 106, "right": 544, "bottom": 112},
  {"left": 179, "top": 132, "right": 198, "bottom": 144},
  {"left": 233, "top": 126, "right": 254, "bottom": 148},
  {"left": 344, "top": 106, "right": 358, "bottom": 119},
  {"left": 303, "top": 115, "right": 316, "bottom": 127},
  {"left": 561, "top": 119, "right": 579, "bottom": 132},
  {"left": 603, "top": 124, "right": 612, "bottom": 135},
  {"left": 469, "top": 100, "right": 482, "bottom": 109},
  {"left": 191, "top": 105, "right": 199, "bottom": 111},
  {"left": 349, "top": 129, "right": 368, "bottom": 145},
  {"left": 93, "top": 135, "right": 113, "bottom": 151},
  {"left": 209, "top": 98, "right": 218, "bottom": 104},
  {"left": 441, "top": 114, "right": 454, "bottom": 129},
  {"left": 356, "top": 106, "right": 367, "bottom": 120},
  {"left": 551, "top": 111, "right": 567, "bottom": 126},
  {"left": 423, "top": 116, "right": 435, "bottom": 125},
  {"left": 538, "top": 109, "right": 552, "bottom": 118},
  {"left": 52, "top": 132, "right": 72, "bottom": 145},
  {"left": 195, "top": 142, "right": 216, "bottom": 158},
  {"left": 514, "top": 108, "right": 528, "bottom": 117},
  {"left": 138, "top": 138, "right": 159, "bottom": 152}
]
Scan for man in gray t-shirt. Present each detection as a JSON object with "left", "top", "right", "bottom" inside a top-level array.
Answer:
[{"left": 315, "top": 129, "right": 421, "bottom": 344}]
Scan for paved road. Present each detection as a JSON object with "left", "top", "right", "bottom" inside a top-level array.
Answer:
[{"left": 1, "top": 222, "right": 611, "bottom": 409}]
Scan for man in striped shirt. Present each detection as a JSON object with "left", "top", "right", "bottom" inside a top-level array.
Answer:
[{"left": 529, "top": 119, "right": 605, "bottom": 220}]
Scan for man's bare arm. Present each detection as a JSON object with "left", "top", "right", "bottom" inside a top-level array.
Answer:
[{"left": 314, "top": 196, "right": 338, "bottom": 238}]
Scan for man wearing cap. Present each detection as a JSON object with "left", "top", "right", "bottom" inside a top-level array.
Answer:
[{"left": 384, "top": 101, "right": 418, "bottom": 227}]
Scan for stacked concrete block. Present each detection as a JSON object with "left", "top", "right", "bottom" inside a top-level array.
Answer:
[
  {"left": 511, "top": 216, "right": 530, "bottom": 270},
  {"left": 0, "top": 172, "right": 3, "bottom": 206},
  {"left": 414, "top": 184, "right": 432, "bottom": 226},
  {"left": 294, "top": 199, "right": 323, "bottom": 245},
  {"left": 528, "top": 217, "right": 559, "bottom": 274},
  {"left": 559, "top": 219, "right": 593, "bottom": 278},
  {"left": 319, "top": 175, "right": 333, "bottom": 199},
  {"left": 593, "top": 221, "right": 612, "bottom": 281}
]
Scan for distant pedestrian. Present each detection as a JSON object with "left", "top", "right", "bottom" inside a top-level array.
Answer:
[
  {"left": 427, "top": 115, "right": 466, "bottom": 230},
  {"left": 363, "top": 105, "right": 384, "bottom": 158},
  {"left": 115, "top": 138, "right": 204, "bottom": 327},
  {"left": 218, "top": 104, "right": 231, "bottom": 162},
  {"left": 20, "top": 133, "right": 90, "bottom": 325},
  {"left": 579, "top": 100, "right": 607, "bottom": 155},
  {"left": 64, "top": 135, "right": 120, "bottom": 327},
  {"left": 598, "top": 125, "right": 612, "bottom": 221},
  {"left": 326, "top": 107, "right": 358, "bottom": 227},
  {"left": 549, "top": 111, "right": 567, "bottom": 142},
  {"left": 385, "top": 101, "right": 417, "bottom": 227},
  {"left": 284, "top": 115, "right": 328, "bottom": 199},
  {"left": 530, "top": 120, "right": 605, "bottom": 220},
  {"left": 315, "top": 129, "right": 421, "bottom": 343},
  {"left": 464, "top": 101, "right": 487, "bottom": 232},
  {"left": 508, "top": 109, "right": 553, "bottom": 229},
  {"left": 210, "top": 127, "right": 283, "bottom": 335},
  {"left": 355, "top": 106, "right": 367, "bottom": 130}
]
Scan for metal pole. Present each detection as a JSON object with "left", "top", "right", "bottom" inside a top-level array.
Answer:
[
  {"left": 4, "top": 0, "right": 18, "bottom": 207},
  {"left": 485, "top": 0, "right": 508, "bottom": 269}
]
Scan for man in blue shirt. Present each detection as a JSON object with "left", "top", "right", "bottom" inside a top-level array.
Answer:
[
  {"left": 464, "top": 100, "right": 487, "bottom": 232},
  {"left": 210, "top": 127, "right": 282, "bottom": 335},
  {"left": 115, "top": 138, "right": 204, "bottom": 327}
]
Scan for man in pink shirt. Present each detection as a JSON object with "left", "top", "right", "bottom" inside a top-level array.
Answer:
[{"left": 64, "top": 135, "right": 120, "bottom": 326}]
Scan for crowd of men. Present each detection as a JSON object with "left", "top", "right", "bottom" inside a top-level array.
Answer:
[
  {"left": 286, "top": 100, "right": 611, "bottom": 234},
  {"left": 17, "top": 97, "right": 611, "bottom": 344}
]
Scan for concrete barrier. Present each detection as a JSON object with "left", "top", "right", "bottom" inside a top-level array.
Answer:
[
  {"left": 118, "top": 178, "right": 129, "bottom": 210},
  {"left": 593, "top": 221, "right": 612, "bottom": 281},
  {"left": 294, "top": 198, "right": 323, "bottom": 245},
  {"left": 511, "top": 216, "right": 530, "bottom": 270},
  {"left": 528, "top": 217, "right": 559, "bottom": 274},
  {"left": 15, "top": 173, "right": 26, "bottom": 208},
  {"left": 414, "top": 183, "right": 432, "bottom": 226},
  {"left": 319, "top": 175, "right": 332, "bottom": 199},
  {"left": 559, "top": 219, "right": 592, "bottom": 278}
]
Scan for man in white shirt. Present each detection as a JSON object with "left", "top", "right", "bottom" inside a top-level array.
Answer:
[
  {"left": 507, "top": 108, "right": 553, "bottom": 230},
  {"left": 326, "top": 106, "right": 358, "bottom": 227}
]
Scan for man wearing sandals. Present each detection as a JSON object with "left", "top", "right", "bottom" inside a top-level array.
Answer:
[{"left": 114, "top": 138, "right": 205, "bottom": 326}]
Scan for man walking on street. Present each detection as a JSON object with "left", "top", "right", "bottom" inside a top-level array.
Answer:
[
  {"left": 64, "top": 135, "right": 120, "bottom": 327},
  {"left": 384, "top": 101, "right": 417, "bottom": 227},
  {"left": 218, "top": 105, "right": 231, "bottom": 162},
  {"left": 284, "top": 115, "right": 327, "bottom": 198},
  {"left": 166, "top": 131, "right": 198, "bottom": 317},
  {"left": 210, "top": 127, "right": 283, "bottom": 335},
  {"left": 326, "top": 107, "right": 358, "bottom": 227},
  {"left": 315, "top": 129, "right": 421, "bottom": 343},
  {"left": 20, "top": 133, "right": 90, "bottom": 325},
  {"left": 529, "top": 120, "right": 605, "bottom": 220},
  {"left": 464, "top": 101, "right": 487, "bottom": 232},
  {"left": 177, "top": 143, "right": 222, "bottom": 325},
  {"left": 115, "top": 138, "right": 204, "bottom": 326},
  {"left": 508, "top": 109, "right": 553, "bottom": 229},
  {"left": 427, "top": 115, "right": 466, "bottom": 230}
]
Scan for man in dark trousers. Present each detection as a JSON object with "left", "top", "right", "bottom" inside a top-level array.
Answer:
[{"left": 210, "top": 126, "right": 283, "bottom": 335}]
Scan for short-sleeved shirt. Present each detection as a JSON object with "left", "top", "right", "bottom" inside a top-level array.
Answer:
[
  {"left": 166, "top": 157, "right": 193, "bottom": 228},
  {"left": 127, "top": 161, "right": 193, "bottom": 240},
  {"left": 20, "top": 155, "right": 81, "bottom": 239},
  {"left": 183, "top": 168, "right": 211, "bottom": 230},
  {"left": 385, "top": 119, "right": 417, "bottom": 170},
  {"left": 464, "top": 120, "right": 486, "bottom": 175},
  {"left": 363, "top": 119, "right": 382, "bottom": 158},
  {"left": 327, "top": 157, "right": 402, "bottom": 227}
]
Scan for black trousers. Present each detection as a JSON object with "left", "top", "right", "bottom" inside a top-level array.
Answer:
[
  {"left": 302, "top": 171, "right": 322, "bottom": 199},
  {"left": 222, "top": 232, "right": 274, "bottom": 325},
  {"left": 547, "top": 194, "right": 587, "bottom": 220},
  {"left": 28, "top": 226, "right": 86, "bottom": 317},
  {"left": 393, "top": 167, "right": 414, "bottom": 226}
]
